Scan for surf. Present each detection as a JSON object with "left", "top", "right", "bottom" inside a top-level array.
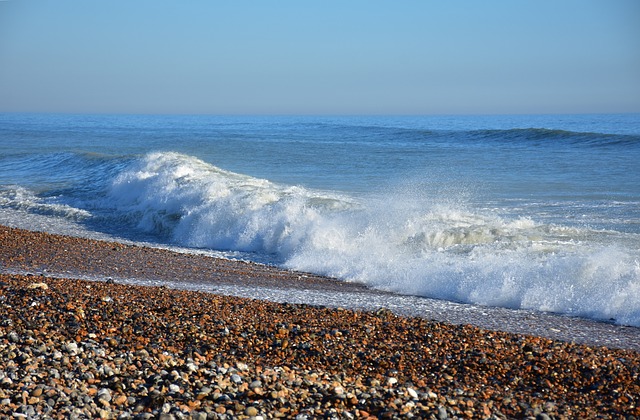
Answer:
[
  {"left": 2, "top": 112, "right": 640, "bottom": 327},
  {"left": 77, "top": 151, "right": 640, "bottom": 327}
]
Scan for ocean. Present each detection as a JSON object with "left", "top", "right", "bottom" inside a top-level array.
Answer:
[{"left": 1, "top": 113, "right": 639, "bottom": 327}]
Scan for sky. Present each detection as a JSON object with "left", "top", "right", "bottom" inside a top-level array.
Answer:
[{"left": 0, "top": 0, "right": 639, "bottom": 115}]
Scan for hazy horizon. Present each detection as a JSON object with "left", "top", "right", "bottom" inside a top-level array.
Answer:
[{"left": 1, "top": 1, "right": 638, "bottom": 115}]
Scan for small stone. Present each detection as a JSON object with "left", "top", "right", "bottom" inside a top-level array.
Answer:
[
  {"left": 231, "top": 374, "right": 242, "bottom": 384},
  {"left": 245, "top": 406, "right": 258, "bottom": 416},
  {"left": 436, "top": 406, "right": 448, "bottom": 420},
  {"left": 97, "top": 388, "right": 112, "bottom": 402},
  {"left": 114, "top": 394, "right": 127, "bottom": 405},
  {"left": 407, "top": 387, "right": 418, "bottom": 400},
  {"left": 64, "top": 342, "right": 79, "bottom": 355},
  {"left": 136, "top": 349, "right": 149, "bottom": 358}
]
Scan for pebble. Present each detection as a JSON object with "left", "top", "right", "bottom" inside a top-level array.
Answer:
[
  {"left": 0, "top": 226, "right": 638, "bottom": 419},
  {"left": 64, "top": 342, "right": 79, "bottom": 355},
  {"left": 97, "top": 388, "right": 112, "bottom": 402},
  {"left": 245, "top": 406, "right": 258, "bottom": 416},
  {"left": 437, "top": 406, "right": 448, "bottom": 419}
]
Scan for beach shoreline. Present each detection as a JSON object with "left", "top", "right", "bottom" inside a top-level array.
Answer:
[
  {"left": 1, "top": 225, "right": 638, "bottom": 352},
  {"left": 1, "top": 225, "right": 639, "bottom": 418}
]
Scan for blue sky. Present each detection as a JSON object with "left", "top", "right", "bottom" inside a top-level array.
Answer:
[{"left": 0, "top": 1, "right": 638, "bottom": 115}]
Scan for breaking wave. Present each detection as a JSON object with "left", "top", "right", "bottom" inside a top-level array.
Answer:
[{"left": 91, "top": 152, "right": 640, "bottom": 326}]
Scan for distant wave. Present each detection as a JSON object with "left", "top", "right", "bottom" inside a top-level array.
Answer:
[
  {"left": 276, "top": 122, "right": 640, "bottom": 148},
  {"left": 469, "top": 128, "right": 640, "bottom": 147},
  {"left": 299, "top": 122, "right": 640, "bottom": 148}
]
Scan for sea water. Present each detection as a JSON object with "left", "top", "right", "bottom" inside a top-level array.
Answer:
[{"left": 1, "top": 113, "right": 639, "bottom": 326}]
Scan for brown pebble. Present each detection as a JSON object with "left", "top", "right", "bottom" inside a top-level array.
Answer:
[
  {"left": 245, "top": 406, "right": 258, "bottom": 416},
  {"left": 0, "top": 226, "right": 638, "bottom": 420},
  {"left": 114, "top": 395, "right": 127, "bottom": 405}
]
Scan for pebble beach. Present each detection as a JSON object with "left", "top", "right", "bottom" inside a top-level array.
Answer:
[{"left": 1, "top": 226, "right": 639, "bottom": 419}]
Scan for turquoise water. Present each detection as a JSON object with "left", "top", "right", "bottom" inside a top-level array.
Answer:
[{"left": 1, "top": 113, "right": 639, "bottom": 325}]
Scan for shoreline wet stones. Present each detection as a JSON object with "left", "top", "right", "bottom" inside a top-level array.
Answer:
[
  {"left": 2, "top": 226, "right": 639, "bottom": 351},
  {"left": 0, "top": 226, "right": 374, "bottom": 294},
  {"left": 1, "top": 274, "right": 639, "bottom": 419}
]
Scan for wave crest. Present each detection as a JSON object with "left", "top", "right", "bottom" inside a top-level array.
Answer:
[
  {"left": 107, "top": 152, "right": 355, "bottom": 256},
  {"left": 85, "top": 152, "right": 640, "bottom": 326}
]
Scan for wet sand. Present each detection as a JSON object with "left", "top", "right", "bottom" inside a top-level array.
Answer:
[{"left": 1, "top": 226, "right": 639, "bottom": 418}]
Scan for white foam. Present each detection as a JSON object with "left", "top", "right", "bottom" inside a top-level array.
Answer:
[
  {"left": 38, "top": 152, "right": 640, "bottom": 326},
  {"left": 0, "top": 186, "right": 92, "bottom": 220}
]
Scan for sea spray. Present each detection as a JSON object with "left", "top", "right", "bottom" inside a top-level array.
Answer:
[
  {"left": 102, "top": 152, "right": 640, "bottom": 326},
  {"left": 107, "top": 152, "right": 356, "bottom": 257}
]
